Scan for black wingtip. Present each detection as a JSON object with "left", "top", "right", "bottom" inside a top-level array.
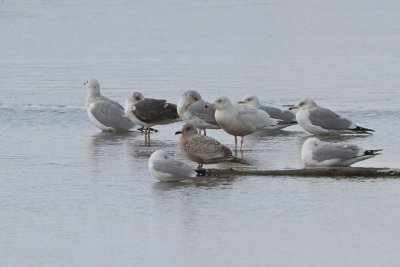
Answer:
[
  {"left": 352, "top": 126, "right": 375, "bottom": 134},
  {"left": 364, "top": 149, "right": 383, "bottom": 156},
  {"left": 195, "top": 169, "right": 209, "bottom": 176}
]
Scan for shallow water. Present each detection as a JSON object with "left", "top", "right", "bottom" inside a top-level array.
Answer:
[{"left": 1, "top": 0, "right": 400, "bottom": 266}]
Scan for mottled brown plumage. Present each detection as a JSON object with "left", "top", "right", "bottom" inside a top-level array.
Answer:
[{"left": 175, "top": 123, "right": 247, "bottom": 169}]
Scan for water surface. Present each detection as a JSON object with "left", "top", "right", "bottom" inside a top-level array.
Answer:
[{"left": 1, "top": 0, "right": 400, "bottom": 266}]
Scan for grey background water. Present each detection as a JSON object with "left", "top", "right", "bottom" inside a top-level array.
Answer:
[{"left": 1, "top": 0, "right": 399, "bottom": 266}]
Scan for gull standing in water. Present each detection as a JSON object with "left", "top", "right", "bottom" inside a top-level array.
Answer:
[
  {"left": 175, "top": 123, "right": 247, "bottom": 169},
  {"left": 84, "top": 79, "right": 135, "bottom": 132},
  {"left": 301, "top": 137, "right": 382, "bottom": 167},
  {"left": 289, "top": 98, "right": 374, "bottom": 135},
  {"left": 177, "top": 90, "right": 220, "bottom": 135},
  {"left": 125, "top": 92, "right": 180, "bottom": 144},
  {"left": 208, "top": 96, "right": 278, "bottom": 150},
  {"left": 239, "top": 94, "right": 297, "bottom": 130},
  {"left": 148, "top": 150, "right": 198, "bottom": 182}
]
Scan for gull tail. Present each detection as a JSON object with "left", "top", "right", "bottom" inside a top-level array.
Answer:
[
  {"left": 364, "top": 149, "right": 383, "bottom": 156},
  {"left": 228, "top": 156, "right": 249, "bottom": 165},
  {"left": 352, "top": 126, "right": 375, "bottom": 134}
]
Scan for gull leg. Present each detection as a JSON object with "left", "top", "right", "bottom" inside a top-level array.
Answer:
[
  {"left": 240, "top": 136, "right": 244, "bottom": 151},
  {"left": 234, "top": 136, "right": 238, "bottom": 150},
  {"left": 203, "top": 129, "right": 207, "bottom": 136},
  {"left": 146, "top": 127, "right": 151, "bottom": 146},
  {"left": 144, "top": 128, "right": 148, "bottom": 144}
]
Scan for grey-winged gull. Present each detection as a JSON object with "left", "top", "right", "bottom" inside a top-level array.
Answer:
[
  {"left": 125, "top": 92, "right": 180, "bottom": 143},
  {"left": 148, "top": 150, "right": 198, "bottom": 182},
  {"left": 84, "top": 79, "right": 135, "bottom": 132},
  {"left": 289, "top": 98, "right": 374, "bottom": 135},
  {"left": 177, "top": 90, "right": 220, "bottom": 135},
  {"left": 175, "top": 123, "right": 247, "bottom": 169},
  {"left": 208, "top": 96, "right": 278, "bottom": 150},
  {"left": 239, "top": 94, "right": 297, "bottom": 130},
  {"left": 301, "top": 137, "right": 382, "bottom": 167}
]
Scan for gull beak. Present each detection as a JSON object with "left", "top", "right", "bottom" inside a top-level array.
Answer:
[
  {"left": 237, "top": 101, "right": 245, "bottom": 104},
  {"left": 175, "top": 131, "right": 182, "bottom": 135}
]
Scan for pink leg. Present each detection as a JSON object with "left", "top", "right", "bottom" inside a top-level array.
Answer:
[{"left": 234, "top": 136, "right": 237, "bottom": 148}]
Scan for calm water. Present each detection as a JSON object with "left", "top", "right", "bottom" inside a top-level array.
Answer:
[{"left": 1, "top": 0, "right": 400, "bottom": 266}]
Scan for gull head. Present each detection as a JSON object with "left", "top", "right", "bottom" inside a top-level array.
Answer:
[
  {"left": 303, "top": 137, "right": 321, "bottom": 148},
  {"left": 183, "top": 90, "right": 202, "bottom": 103},
  {"left": 128, "top": 92, "right": 145, "bottom": 104},
  {"left": 149, "top": 150, "right": 170, "bottom": 161},
  {"left": 175, "top": 123, "right": 198, "bottom": 135},
  {"left": 84, "top": 79, "right": 101, "bottom": 95},
  {"left": 288, "top": 98, "right": 317, "bottom": 110},
  {"left": 238, "top": 95, "right": 260, "bottom": 107},
  {"left": 209, "top": 96, "right": 232, "bottom": 110}
]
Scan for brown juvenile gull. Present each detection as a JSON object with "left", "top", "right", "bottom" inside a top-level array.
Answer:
[
  {"left": 84, "top": 79, "right": 136, "bottom": 132},
  {"left": 302, "top": 137, "right": 382, "bottom": 167},
  {"left": 177, "top": 90, "right": 220, "bottom": 135},
  {"left": 125, "top": 92, "right": 180, "bottom": 143},
  {"left": 207, "top": 96, "right": 279, "bottom": 150},
  {"left": 239, "top": 94, "right": 297, "bottom": 130},
  {"left": 288, "top": 98, "right": 374, "bottom": 135},
  {"left": 175, "top": 123, "right": 247, "bottom": 170}
]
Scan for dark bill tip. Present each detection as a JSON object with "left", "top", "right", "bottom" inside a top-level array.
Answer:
[{"left": 175, "top": 131, "right": 182, "bottom": 135}]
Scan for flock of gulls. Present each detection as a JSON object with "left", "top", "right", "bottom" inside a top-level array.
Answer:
[{"left": 85, "top": 79, "right": 382, "bottom": 182}]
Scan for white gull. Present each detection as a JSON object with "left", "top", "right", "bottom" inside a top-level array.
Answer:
[
  {"left": 301, "top": 137, "right": 382, "bottom": 167},
  {"left": 208, "top": 96, "right": 278, "bottom": 149},
  {"left": 84, "top": 79, "right": 135, "bottom": 132},
  {"left": 289, "top": 98, "right": 374, "bottom": 135}
]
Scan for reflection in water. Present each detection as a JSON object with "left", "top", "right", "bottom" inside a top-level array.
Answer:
[
  {"left": 299, "top": 133, "right": 374, "bottom": 143},
  {"left": 152, "top": 174, "right": 237, "bottom": 191},
  {"left": 86, "top": 131, "right": 139, "bottom": 174},
  {"left": 90, "top": 131, "right": 139, "bottom": 146}
]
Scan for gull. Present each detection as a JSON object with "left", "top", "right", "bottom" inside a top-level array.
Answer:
[
  {"left": 302, "top": 137, "right": 382, "bottom": 167},
  {"left": 177, "top": 90, "right": 220, "bottom": 135},
  {"left": 238, "top": 94, "right": 297, "bottom": 130},
  {"left": 175, "top": 123, "right": 247, "bottom": 169},
  {"left": 84, "top": 79, "right": 135, "bottom": 132},
  {"left": 208, "top": 96, "right": 279, "bottom": 150},
  {"left": 125, "top": 92, "right": 180, "bottom": 144},
  {"left": 289, "top": 98, "right": 374, "bottom": 135},
  {"left": 148, "top": 150, "right": 198, "bottom": 182}
]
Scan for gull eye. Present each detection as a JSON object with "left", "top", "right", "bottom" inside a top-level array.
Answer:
[{"left": 217, "top": 100, "right": 222, "bottom": 103}]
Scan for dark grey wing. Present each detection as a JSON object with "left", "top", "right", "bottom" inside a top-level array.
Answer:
[
  {"left": 308, "top": 107, "right": 353, "bottom": 130},
  {"left": 90, "top": 100, "right": 134, "bottom": 129},
  {"left": 161, "top": 102, "right": 180, "bottom": 120},
  {"left": 133, "top": 99, "right": 179, "bottom": 124},
  {"left": 260, "top": 105, "right": 296, "bottom": 124},
  {"left": 312, "top": 143, "right": 360, "bottom": 162},
  {"left": 188, "top": 100, "right": 218, "bottom": 125}
]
